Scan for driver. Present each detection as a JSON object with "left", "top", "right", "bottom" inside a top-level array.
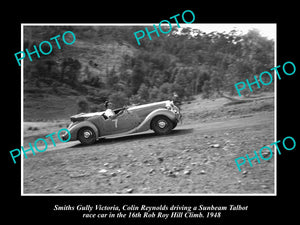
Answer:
[{"left": 104, "top": 101, "right": 126, "bottom": 120}]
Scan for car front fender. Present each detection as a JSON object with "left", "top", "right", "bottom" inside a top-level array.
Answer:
[
  {"left": 129, "top": 108, "right": 177, "bottom": 134},
  {"left": 68, "top": 120, "right": 99, "bottom": 141}
]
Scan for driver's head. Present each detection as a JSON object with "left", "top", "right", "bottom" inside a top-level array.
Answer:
[{"left": 104, "top": 100, "right": 113, "bottom": 109}]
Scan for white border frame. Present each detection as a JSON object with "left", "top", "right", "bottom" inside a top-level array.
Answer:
[{"left": 21, "top": 23, "right": 277, "bottom": 196}]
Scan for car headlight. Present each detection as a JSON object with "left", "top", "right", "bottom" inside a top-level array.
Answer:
[{"left": 173, "top": 105, "right": 180, "bottom": 114}]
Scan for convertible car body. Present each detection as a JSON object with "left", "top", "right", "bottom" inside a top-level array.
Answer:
[{"left": 61, "top": 100, "right": 182, "bottom": 145}]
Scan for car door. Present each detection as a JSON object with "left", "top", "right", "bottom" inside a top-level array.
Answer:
[{"left": 102, "top": 109, "right": 141, "bottom": 135}]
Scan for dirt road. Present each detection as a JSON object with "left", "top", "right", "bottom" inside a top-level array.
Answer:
[{"left": 23, "top": 108, "right": 275, "bottom": 194}]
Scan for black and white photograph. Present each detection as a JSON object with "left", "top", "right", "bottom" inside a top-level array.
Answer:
[
  {"left": 4, "top": 4, "right": 298, "bottom": 224},
  {"left": 21, "top": 23, "right": 276, "bottom": 195}
]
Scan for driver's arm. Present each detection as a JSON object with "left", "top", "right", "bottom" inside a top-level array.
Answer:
[{"left": 116, "top": 107, "right": 127, "bottom": 116}]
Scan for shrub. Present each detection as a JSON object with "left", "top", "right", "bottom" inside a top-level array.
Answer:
[
  {"left": 77, "top": 98, "right": 89, "bottom": 113},
  {"left": 109, "top": 91, "right": 129, "bottom": 108}
]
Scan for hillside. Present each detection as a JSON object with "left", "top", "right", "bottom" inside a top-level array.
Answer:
[
  {"left": 24, "top": 36, "right": 137, "bottom": 121},
  {"left": 23, "top": 25, "right": 274, "bottom": 121}
]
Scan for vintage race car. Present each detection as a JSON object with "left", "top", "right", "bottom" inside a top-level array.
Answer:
[{"left": 61, "top": 100, "right": 182, "bottom": 145}]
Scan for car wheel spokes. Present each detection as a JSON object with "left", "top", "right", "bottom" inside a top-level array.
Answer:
[
  {"left": 158, "top": 120, "right": 167, "bottom": 129},
  {"left": 83, "top": 130, "right": 92, "bottom": 139}
]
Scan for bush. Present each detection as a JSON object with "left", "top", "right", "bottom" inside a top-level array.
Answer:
[
  {"left": 77, "top": 98, "right": 89, "bottom": 113},
  {"left": 202, "top": 80, "right": 211, "bottom": 99},
  {"left": 137, "top": 83, "right": 149, "bottom": 101},
  {"left": 109, "top": 91, "right": 129, "bottom": 108},
  {"left": 90, "top": 105, "right": 102, "bottom": 112}
]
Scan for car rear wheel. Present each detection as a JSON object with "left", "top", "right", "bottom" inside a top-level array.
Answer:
[
  {"left": 151, "top": 115, "right": 173, "bottom": 135},
  {"left": 78, "top": 127, "right": 96, "bottom": 145}
]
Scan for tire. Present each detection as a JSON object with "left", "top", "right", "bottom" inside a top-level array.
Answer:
[
  {"left": 77, "top": 127, "right": 96, "bottom": 145},
  {"left": 151, "top": 115, "right": 173, "bottom": 135}
]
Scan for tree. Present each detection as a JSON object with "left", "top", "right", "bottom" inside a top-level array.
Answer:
[
  {"left": 173, "top": 68, "right": 188, "bottom": 97},
  {"left": 109, "top": 91, "right": 129, "bottom": 108},
  {"left": 130, "top": 59, "right": 146, "bottom": 94},
  {"left": 106, "top": 66, "right": 119, "bottom": 90},
  {"left": 137, "top": 83, "right": 149, "bottom": 102},
  {"left": 77, "top": 99, "right": 89, "bottom": 113},
  {"left": 61, "top": 58, "right": 81, "bottom": 85},
  {"left": 149, "top": 86, "right": 159, "bottom": 101},
  {"left": 210, "top": 72, "right": 223, "bottom": 95},
  {"left": 157, "top": 83, "right": 173, "bottom": 100},
  {"left": 202, "top": 80, "right": 211, "bottom": 99},
  {"left": 196, "top": 70, "right": 210, "bottom": 93}
]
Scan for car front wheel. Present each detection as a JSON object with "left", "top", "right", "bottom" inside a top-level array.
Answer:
[
  {"left": 151, "top": 116, "right": 173, "bottom": 135},
  {"left": 78, "top": 127, "right": 96, "bottom": 145}
]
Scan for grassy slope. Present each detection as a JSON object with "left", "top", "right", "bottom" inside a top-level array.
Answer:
[
  {"left": 23, "top": 93, "right": 275, "bottom": 194},
  {"left": 24, "top": 38, "right": 136, "bottom": 122}
]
